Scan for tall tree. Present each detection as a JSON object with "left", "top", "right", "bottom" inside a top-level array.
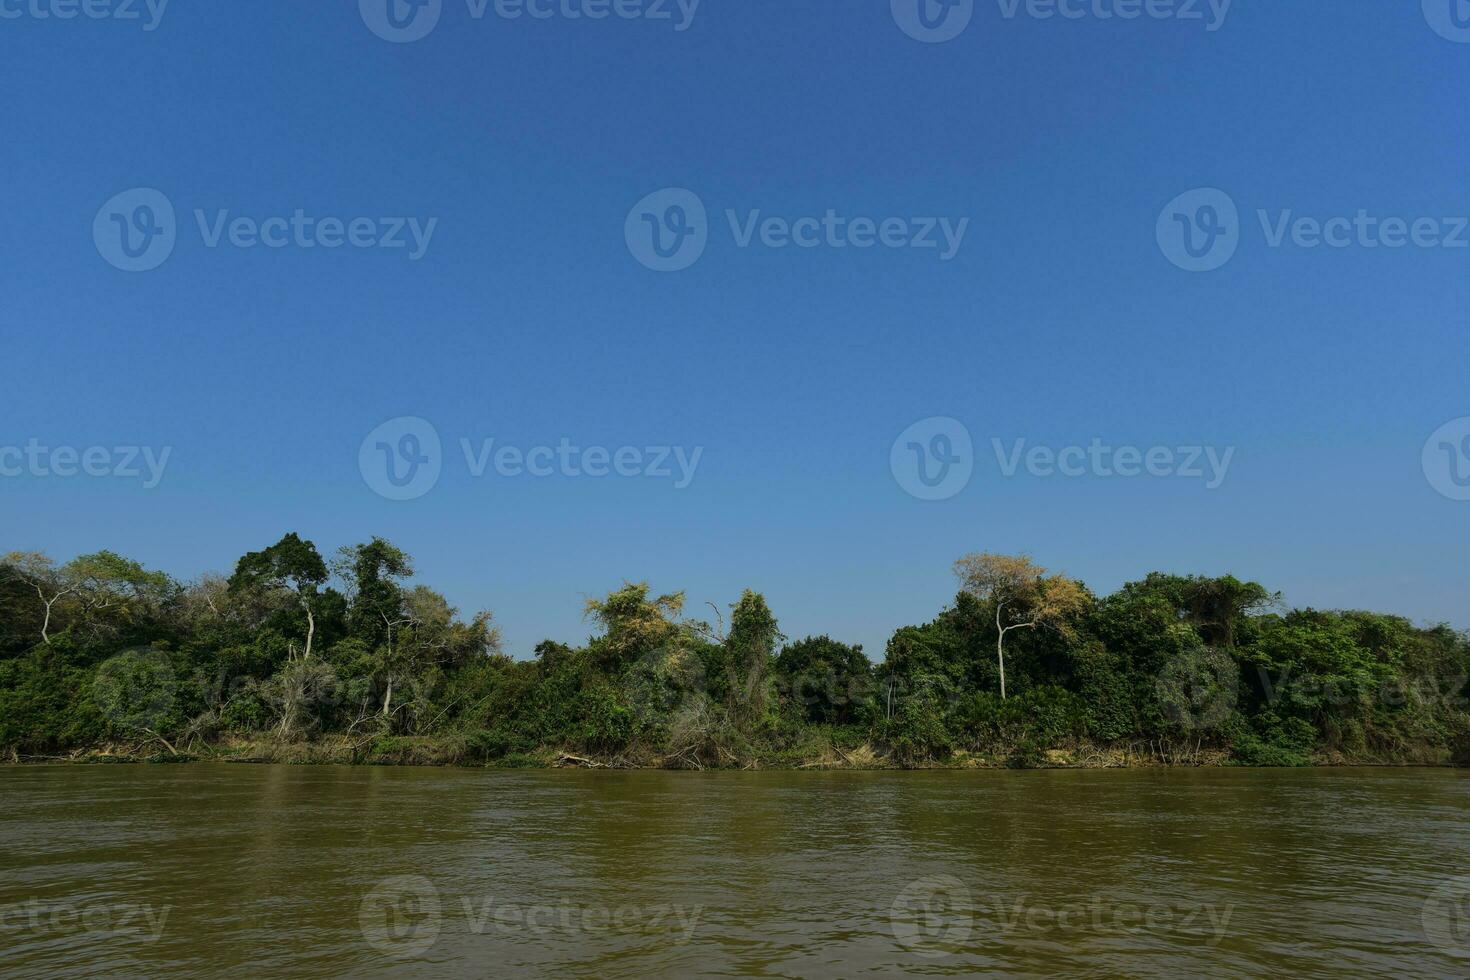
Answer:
[
  {"left": 334, "top": 538, "right": 413, "bottom": 649},
  {"left": 725, "top": 590, "right": 782, "bottom": 724},
  {"left": 953, "top": 553, "right": 1089, "bottom": 700},
  {"left": 228, "top": 533, "right": 329, "bottom": 660}
]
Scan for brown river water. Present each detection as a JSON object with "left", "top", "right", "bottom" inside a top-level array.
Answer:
[{"left": 2, "top": 765, "right": 1469, "bottom": 978}]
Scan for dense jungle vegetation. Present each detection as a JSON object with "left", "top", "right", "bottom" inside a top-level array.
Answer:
[{"left": 3, "top": 536, "right": 1468, "bottom": 768}]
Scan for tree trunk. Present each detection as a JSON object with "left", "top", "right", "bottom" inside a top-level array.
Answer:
[
  {"left": 997, "top": 633, "right": 1007, "bottom": 701},
  {"left": 144, "top": 729, "right": 179, "bottom": 756},
  {"left": 995, "top": 603, "right": 1007, "bottom": 700},
  {"left": 303, "top": 605, "right": 316, "bottom": 660}
]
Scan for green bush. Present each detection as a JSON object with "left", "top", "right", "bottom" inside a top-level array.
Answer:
[
  {"left": 875, "top": 677, "right": 954, "bottom": 765},
  {"left": 1231, "top": 712, "right": 1316, "bottom": 766},
  {"left": 465, "top": 727, "right": 532, "bottom": 761},
  {"left": 0, "top": 646, "right": 108, "bottom": 752},
  {"left": 954, "top": 686, "right": 1085, "bottom": 750}
]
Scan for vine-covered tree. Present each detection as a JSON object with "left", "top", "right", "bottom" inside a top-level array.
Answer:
[
  {"left": 228, "top": 534, "right": 329, "bottom": 660},
  {"left": 724, "top": 590, "right": 782, "bottom": 725},
  {"left": 584, "top": 582, "right": 685, "bottom": 672},
  {"left": 335, "top": 537, "right": 414, "bottom": 649}
]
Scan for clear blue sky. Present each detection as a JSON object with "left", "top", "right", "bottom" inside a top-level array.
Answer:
[{"left": 3, "top": 1, "right": 1467, "bottom": 658}]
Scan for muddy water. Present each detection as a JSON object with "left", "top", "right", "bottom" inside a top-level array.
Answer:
[{"left": 2, "top": 765, "right": 1469, "bottom": 978}]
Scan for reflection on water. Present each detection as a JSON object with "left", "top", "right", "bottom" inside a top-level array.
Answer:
[{"left": 2, "top": 765, "right": 1469, "bottom": 978}]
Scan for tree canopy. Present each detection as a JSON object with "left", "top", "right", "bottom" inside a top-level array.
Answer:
[{"left": 2, "top": 543, "right": 1466, "bottom": 770}]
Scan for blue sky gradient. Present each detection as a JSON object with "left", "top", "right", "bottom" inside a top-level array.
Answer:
[{"left": 3, "top": 1, "right": 1467, "bottom": 657}]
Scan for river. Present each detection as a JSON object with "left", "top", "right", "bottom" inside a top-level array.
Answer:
[{"left": 2, "top": 765, "right": 1468, "bottom": 977}]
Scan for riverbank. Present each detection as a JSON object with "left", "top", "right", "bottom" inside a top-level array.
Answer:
[{"left": 8, "top": 735, "right": 1461, "bottom": 770}]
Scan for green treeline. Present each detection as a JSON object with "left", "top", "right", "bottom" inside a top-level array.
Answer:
[{"left": 2, "top": 538, "right": 1468, "bottom": 768}]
